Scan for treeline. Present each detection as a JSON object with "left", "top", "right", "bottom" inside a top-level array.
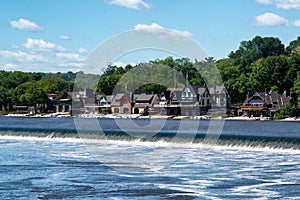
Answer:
[
  {"left": 96, "top": 36, "right": 300, "bottom": 106},
  {"left": 217, "top": 36, "right": 300, "bottom": 104},
  {"left": 96, "top": 57, "right": 210, "bottom": 95},
  {"left": 0, "top": 71, "right": 100, "bottom": 111}
]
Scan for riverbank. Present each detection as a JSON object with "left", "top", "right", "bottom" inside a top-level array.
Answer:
[
  {"left": 3, "top": 112, "right": 300, "bottom": 122},
  {"left": 5, "top": 112, "right": 72, "bottom": 118}
]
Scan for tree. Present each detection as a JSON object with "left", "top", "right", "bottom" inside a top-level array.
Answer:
[
  {"left": 136, "top": 83, "right": 166, "bottom": 94},
  {"left": 216, "top": 58, "right": 250, "bottom": 103},
  {"left": 195, "top": 57, "right": 221, "bottom": 85},
  {"left": 12, "top": 82, "right": 47, "bottom": 104},
  {"left": 286, "top": 51, "right": 300, "bottom": 91},
  {"left": 286, "top": 36, "right": 300, "bottom": 54},
  {"left": 0, "top": 86, "right": 9, "bottom": 111},
  {"left": 293, "top": 76, "right": 300, "bottom": 106},
  {"left": 229, "top": 36, "right": 285, "bottom": 73},
  {"left": 273, "top": 102, "right": 298, "bottom": 119},
  {"left": 249, "top": 55, "right": 290, "bottom": 94},
  {"left": 97, "top": 65, "right": 126, "bottom": 94}
]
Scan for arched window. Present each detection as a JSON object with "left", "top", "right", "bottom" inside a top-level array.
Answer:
[{"left": 134, "top": 108, "right": 139, "bottom": 114}]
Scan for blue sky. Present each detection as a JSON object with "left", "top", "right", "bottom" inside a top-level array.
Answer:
[{"left": 1, "top": 0, "right": 300, "bottom": 72}]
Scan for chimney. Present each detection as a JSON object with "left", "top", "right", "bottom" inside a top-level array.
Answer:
[{"left": 283, "top": 90, "right": 287, "bottom": 97}]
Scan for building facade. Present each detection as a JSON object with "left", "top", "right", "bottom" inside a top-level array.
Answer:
[{"left": 241, "top": 91, "right": 292, "bottom": 117}]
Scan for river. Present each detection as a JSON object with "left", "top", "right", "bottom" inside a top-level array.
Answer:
[{"left": 0, "top": 116, "right": 299, "bottom": 199}]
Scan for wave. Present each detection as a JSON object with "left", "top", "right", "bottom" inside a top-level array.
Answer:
[{"left": 0, "top": 126, "right": 299, "bottom": 151}]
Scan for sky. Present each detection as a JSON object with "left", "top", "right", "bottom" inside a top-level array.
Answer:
[{"left": 1, "top": 0, "right": 300, "bottom": 73}]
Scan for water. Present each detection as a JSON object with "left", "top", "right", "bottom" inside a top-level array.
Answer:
[{"left": 0, "top": 117, "right": 299, "bottom": 199}]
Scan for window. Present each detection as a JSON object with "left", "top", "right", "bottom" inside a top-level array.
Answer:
[
  {"left": 188, "top": 92, "right": 191, "bottom": 97},
  {"left": 114, "top": 108, "right": 119, "bottom": 113}
]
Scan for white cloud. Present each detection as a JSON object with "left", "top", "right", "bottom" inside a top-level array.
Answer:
[
  {"left": 10, "top": 18, "right": 43, "bottom": 32},
  {"left": 253, "top": 13, "right": 289, "bottom": 26},
  {"left": 56, "top": 52, "right": 83, "bottom": 62},
  {"left": 134, "top": 23, "right": 192, "bottom": 39},
  {"left": 0, "top": 39, "right": 86, "bottom": 72},
  {"left": 278, "top": 0, "right": 300, "bottom": 9},
  {"left": 2, "top": 63, "right": 18, "bottom": 70},
  {"left": 58, "top": 35, "right": 71, "bottom": 40},
  {"left": 294, "top": 19, "right": 300, "bottom": 26},
  {"left": 256, "top": 0, "right": 273, "bottom": 5},
  {"left": 256, "top": 0, "right": 300, "bottom": 9},
  {"left": 78, "top": 48, "right": 87, "bottom": 54},
  {"left": 58, "top": 63, "right": 83, "bottom": 67},
  {"left": 0, "top": 50, "right": 47, "bottom": 62},
  {"left": 107, "top": 0, "right": 151, "bottom": 10},
  {"left": 22, "top": 38, "right": 66, "bottom": 52},
  {"left": 11, "top": 44, "right": 18, "bottom": 49},
  {"left": 0, "top": 49, "right": 83, "bottom": 72},
  {"left": 135, "top": 23, "right": 164, "bottom": 33},
  {"left": 111, "top": 61, "right": 137, "bottom": 67}
]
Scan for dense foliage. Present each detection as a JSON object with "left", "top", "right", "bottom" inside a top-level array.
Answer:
[
  {"left": 0, "top": 71, "right": 99, "bottom": 111},
  {"left": 273, "top": 102, "right": 298, "bottom": 120},
  {"left": 217, "top": 36, "right": 300, "bottom": 104},
  {"left": 96, "top": 58, "right": 209, "bottom": 95}
]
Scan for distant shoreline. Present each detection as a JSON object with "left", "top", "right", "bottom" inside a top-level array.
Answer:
[{"left": 2, "top": 113, "right": 300, "bottom": 122}]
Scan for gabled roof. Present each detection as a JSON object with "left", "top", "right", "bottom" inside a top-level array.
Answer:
[
  {"left": 166, "top": 88, "right": 184, "bottom": 101},
  {"left": 207, "top": 85, "right": 227, "bottom": 95},
  {"left": 111, "top": 94, "right": 129, "bottom": 106},
  {"left": 191, "top": 85, "right": 204, "bottom": 94},
  {"left": 172, "top": 90, "right": 183, "bottom": 101},
  {"left": 245, "top": 91, "right": 292, "bottom": 111},
  {"left": 198, "top": 86, "right": 209, "bottom": 95},
  {"left": 134, "top": 93, "right": 157, "bottom": 107},
  {"left": 105, "top": 95, "right": 113, "bottom": 102},
  {"left": 182, "top": 84, "right": 205, "bottom": 95},
  {"left": 96, "top": 95, "right": 113, "bottom": 103},
  {"left": 134, "top": 93, "right": 154, "bottom": 101},
  {"left": 114, "top": 93, "right": 126, "bottom": 101}
]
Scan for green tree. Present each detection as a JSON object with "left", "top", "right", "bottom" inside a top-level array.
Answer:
[
  {"left": 293, "top": 76, "right": 300, "bottom": 105},
  {"left": 286, "top": 36, "right": 300, "bottom": 54},
  {"left": 274, "top": 102, "right": 298, "bottom": 119},
  {"left": 97, "top": 65, "right": 126, "bottom": 94},
  {"left": 0, "top": 86, "right": 9, "bottom": 111},
  {"left": 229, "top": 36, "right": 285, "bottom": 73},
  {"left": 136, "top": 83, "right": 166, "bottom": 94},
  {"left": 11, "top": 79, "right": 69, "bottom": 113},
  {"left": 249, "top": 55, "right": 289, "bottom": 94},
  {"left": 216, "top": 58, "right": 248, "bottom": 103},
  {"left": 286, "top": 51, "right": 300, "bottom": 91},
  {"left": 11, "top": 81, "right": 48, "bottom": 113}
]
